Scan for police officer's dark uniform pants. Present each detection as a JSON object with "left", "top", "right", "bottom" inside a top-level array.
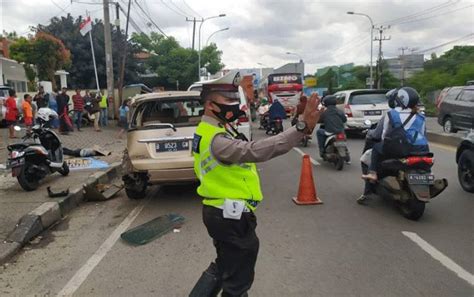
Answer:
[{"left": 202, "top": 205, "right": 259, "bottom": 297}]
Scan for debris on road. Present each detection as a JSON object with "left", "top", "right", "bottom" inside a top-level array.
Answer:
[
  {"left": 83, "top": 182, "right": 123, "bottom": 202},
  {"left": 121, "top": 214, "right": 185, "bottom": 245},
  {"left": 47, "top": 186, "right": 69, "bottom": 198}
]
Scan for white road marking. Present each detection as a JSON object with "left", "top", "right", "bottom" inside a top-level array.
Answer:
[
  {"left": 57, "top": 199, "right": 149, "bottom": 296},
  {"left": 293, "top": 147, "right": 320, "bottom": 165},
  {"left": 402, "top": 231, "right": 474, "bottom": 286}
]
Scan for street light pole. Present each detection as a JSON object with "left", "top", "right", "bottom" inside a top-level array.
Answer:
[
  {"left": 198, "top": 14, "right": 226, "bottom": 80},
  {"left": 206, "top": 27, "right": 229, "bottom": 46},
  {"left": 286, "top": 52, "right": 304, "bottom": 93},
  {"left": 347, "top": 11, "right": 374, "bottom": 89}
]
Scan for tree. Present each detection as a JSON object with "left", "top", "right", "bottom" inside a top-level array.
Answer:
[
  {"left": 10, "top": 32, "right": 71, "bottom": 90},
  {"left": 35, "top": 14, "right": 143, "bottom": 89},
  {"left": 131, "top": 32, "right": 224, "bottom": 90}
]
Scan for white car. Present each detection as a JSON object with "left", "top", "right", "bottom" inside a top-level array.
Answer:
[
  {"left": 187, "top": 83, "right": 252, "bottom": 141},
  {"left": 333, "top": 89, "right": 389, "bottom": 131}
]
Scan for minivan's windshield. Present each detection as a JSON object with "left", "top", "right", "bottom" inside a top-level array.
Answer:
[
  {"left": 349, "top": 93, "right": 387, "bottom": 105},
  {"left": 131, "top": 97, "right": 203, "bottom": 129}
]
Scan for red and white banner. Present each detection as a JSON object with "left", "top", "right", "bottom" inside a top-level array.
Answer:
[{"left": 79, "top": 17, "right": 92, "bottom": 36}]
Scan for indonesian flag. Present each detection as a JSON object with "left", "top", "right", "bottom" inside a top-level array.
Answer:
[{"left": 80, "top": 17, "right": 92, "bottom": 36}]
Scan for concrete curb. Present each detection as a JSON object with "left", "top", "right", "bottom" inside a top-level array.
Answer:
[
  {"left": 426, "top": 131, "right": 463, "bottom": 147},
  {"left": 0, "top": 163, "right": 122, "bottom": 265}
]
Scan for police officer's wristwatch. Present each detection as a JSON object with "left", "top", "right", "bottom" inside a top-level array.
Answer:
[{"left": 295, "top": 121, "right": 310, "bottom": 134}]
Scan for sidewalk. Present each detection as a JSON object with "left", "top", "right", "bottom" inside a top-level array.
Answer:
[{"left": 0, "top": 123, "right": 126, "bottom": 242}]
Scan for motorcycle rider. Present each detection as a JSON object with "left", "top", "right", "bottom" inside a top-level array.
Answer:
[
  {"left": 361, "top": 87, "right": 429, "bottom": 182},
  {"left": 316, "top": 95, "right": 347, "bottom": 159}
]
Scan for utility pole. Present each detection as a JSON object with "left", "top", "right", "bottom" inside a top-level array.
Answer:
[
  {"left": 399, "top": 46, "right": 408, "bottom": 86},
  {"left": 115, "top": 2, "right": 120, "bottom": 31},
  {"left": 186, "top": 17, "right": 198, "bottom": 50},
  {"left": 118, "top": 0, "right": 131, "bottom": 106},
  {"left": 103, "top": 0, "right": 115, "bottom": 119},
  {"left": 374, "top": 25, "right": 390, "bottom": 89}
]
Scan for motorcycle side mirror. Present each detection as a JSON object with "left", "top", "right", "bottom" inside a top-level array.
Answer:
[
  {"left": 364, "top": 119, "right": 372, "bottom": 126},
  {"left": 14, "top": 125, "right": 22, "bottom": 132}
]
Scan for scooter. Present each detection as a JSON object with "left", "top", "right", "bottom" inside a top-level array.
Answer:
[
  {"left": 321, "top": 131, "right": 350, "bottom": 170},
  {"left": 6, "top": 108, "right": 69, "bottom": 191},
  {"left": 362, "top": 120, "right": 448, "bottom": 220},
  {"left": 266, "top": 117, "right": 283, "bottom": 135}
]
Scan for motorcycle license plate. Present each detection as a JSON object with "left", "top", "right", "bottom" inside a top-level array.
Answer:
[
  {"left": 334, "top": 141, "right": 347, "bottom": 147},
  {"left": 407, "top": 174, "right": 434, "bottom": 185},
  {"left": 155, "top": 141, "right": 189, "bottom": 153},
  {"left": 7, "top": 158, "right": 25, "bottom": 169}
]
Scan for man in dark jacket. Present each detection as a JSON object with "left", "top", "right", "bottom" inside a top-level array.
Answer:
[
  {"left": 57, "top": 87, "right": 71, "bottom": 134},
  {"left": 316, "top": 95, "right": 347, "bottom": 157}
]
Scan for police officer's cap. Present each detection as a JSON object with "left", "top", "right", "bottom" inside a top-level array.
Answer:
[{"left": 200, "top": 70, "right": 241, "bottom": 101}]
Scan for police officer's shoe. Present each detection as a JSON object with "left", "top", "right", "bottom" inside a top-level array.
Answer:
[
  {"left": 357, "top": 194, "right": 370, "bottom": 205},
  {"left": 189, "top": 263, "right": 222, "bottom": 297}
]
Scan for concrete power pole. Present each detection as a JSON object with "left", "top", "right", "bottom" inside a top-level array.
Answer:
[
  {"left": 374, "top": 25, "right": 390, "bottom": 89},
  {"left": 186, "top": 17, "right": 197, "bottom": 50},
  {"left": 103, "top": 0, "right": 115, "bottom": 119},
  {"left": 399, "top": 46, "right": 409, "bottom": 86}
]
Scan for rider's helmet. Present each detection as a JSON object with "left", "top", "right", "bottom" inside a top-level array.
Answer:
[
  {"left": 36, "top": 107, "right": 59, "bottom": 125},
  {"left": 322, "top": 95, "right": 337, "bottom": 107},
  {"left": 386, "top": 87, "right": 420, "bottom": 109}
]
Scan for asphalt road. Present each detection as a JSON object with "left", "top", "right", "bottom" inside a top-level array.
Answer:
[{"left": 1, "top": 123, "right": 473, "bottom": 297}]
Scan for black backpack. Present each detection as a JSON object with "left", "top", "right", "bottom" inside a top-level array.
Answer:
[{"left": 382, "top": 111, "right": 416, "bottom": 158}]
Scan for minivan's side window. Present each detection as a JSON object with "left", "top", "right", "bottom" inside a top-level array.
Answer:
[
  {"left": 336, "top": 94, "right": 346, "bottom": 104},
  {"left": 445, "top": 87, "right": 462, "bottom": 101},
  {"left": 459, "top": 90, "right": 474, "bottom": 102}
]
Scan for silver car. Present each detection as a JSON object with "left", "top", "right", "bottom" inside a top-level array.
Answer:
[{"left": 333, "top": 89, "right": 389, "bottom": 131}]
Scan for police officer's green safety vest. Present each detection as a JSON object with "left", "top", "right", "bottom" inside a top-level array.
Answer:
[
  {"left": 193, "top": 121, "right": 263, "bottom": 211},
  {"left": 99, "top": 95, "right": 107, "bottom": 108}
]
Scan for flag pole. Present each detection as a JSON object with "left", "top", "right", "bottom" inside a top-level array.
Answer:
[{"left": 86, "top": 11, "right": 100, "bottom": 92}]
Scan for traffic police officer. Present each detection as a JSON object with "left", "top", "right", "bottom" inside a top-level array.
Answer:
[{"left": 189, "top": 70, "right": 323, "bottom": 297}]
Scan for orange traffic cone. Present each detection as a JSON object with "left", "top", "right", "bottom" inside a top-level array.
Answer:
[{"left": 292, "top": 154, "right": 323, "bottom": 205}]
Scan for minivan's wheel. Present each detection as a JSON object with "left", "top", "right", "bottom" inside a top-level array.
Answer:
[
  {"left": 58, "top": 162, "right": 69, "bottom": 176},
  {"left": 124, "top": 173, "right": 148, "bottom": 199},
  {"left": 443, "top": 117, "right": 457, "bottom": 133},
  {"left": 335, "top": 156, "right": 344, "bottom": 171},
  {"left": 399, "top": 196, "right": 425, "bottom": 220},
  {"left": 17, "top": 164, "right": 40, "bottom": 191},
  {"left": 458, "top": 150, "right": 474, "bottom": 193}
]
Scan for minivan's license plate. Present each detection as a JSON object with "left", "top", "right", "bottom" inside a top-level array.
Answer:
[
  {"left": 156, "top": 141, "right": 190, "bottom": 152},
  {"left": 364, "top": 110, "right": 382, "bottom": 116},
  {"left": 407, "top": 174, "right": 435, "bottom": 185}
]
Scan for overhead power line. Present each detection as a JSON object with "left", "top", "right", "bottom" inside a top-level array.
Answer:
[
  {"left": 394, "top": 4, "right": 474, "bottom": 26},
  {"left": 159, "top": 0, "right": 189, "bottom": 18},
  {"left": 169, "top": 0, "right": 193, "bottom": 18},
  {"left": 377, "top": 0, "right": 459, "bottom": 25},
  {"left": 412, "top": 33, "right": 474, "bottom": 54},
  {"left": 182, "top": 0, "right": 202, "bottom": 18},
  {"left": 134, "top": 0, "right": 168, "bottom": 36}
]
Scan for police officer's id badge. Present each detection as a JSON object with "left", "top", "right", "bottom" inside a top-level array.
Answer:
[{"left": 223, "top": 199, "right": 245, "bottom": 220}]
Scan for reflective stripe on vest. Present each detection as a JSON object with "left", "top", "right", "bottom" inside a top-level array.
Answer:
[
  {"left": 193, "top": 121, "right": 263, "bottom": 211},
  {"left": 389, "top": 109, "right": 428, "bottom": 146}
]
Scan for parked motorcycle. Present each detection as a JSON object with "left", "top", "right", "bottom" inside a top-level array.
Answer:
[
  {"left": 6, "top": 108, "right": 69, "bottom": 191},
  {"left": 266, "top": 118, "right": 284, "bottom": 135},
  {"left": 362, "top": 120, "right": 448, "bottom": 220},
  {"left": 321, "top": 131, "right": 350, "bottom": 170}
]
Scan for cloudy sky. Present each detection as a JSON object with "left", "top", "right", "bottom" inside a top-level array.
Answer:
[{"left": 1, "top": 0, "right": 473, "bottom": 74}]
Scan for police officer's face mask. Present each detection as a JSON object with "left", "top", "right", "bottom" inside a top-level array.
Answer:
[{"left": 211, "top": 101, "right": 244, "bottom": 123}]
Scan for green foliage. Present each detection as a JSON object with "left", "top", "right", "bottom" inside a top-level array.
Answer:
[
  {"left": 10, "top": 32, "right": 71, "bottom": 90},
  {"left": 35, "top": 14, "right": 143, "bottom": 90},
  {"left": 131, "top": 32, "right": 224, "bottom": 90},
  {"left": 406, "top": 46, "right": 474, "bottom": 99}
]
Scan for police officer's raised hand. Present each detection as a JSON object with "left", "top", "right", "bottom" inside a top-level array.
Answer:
[{"left": 302, "top": 93, "right": 324, "bottom": 133}]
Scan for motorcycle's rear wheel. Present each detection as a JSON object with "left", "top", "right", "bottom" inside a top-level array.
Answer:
[
  {"left": 17, "top": 164, "right": 40, "bottom": 191},
  {"left": 399, "top": 193, "right": 425, "bottom": 221}
]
